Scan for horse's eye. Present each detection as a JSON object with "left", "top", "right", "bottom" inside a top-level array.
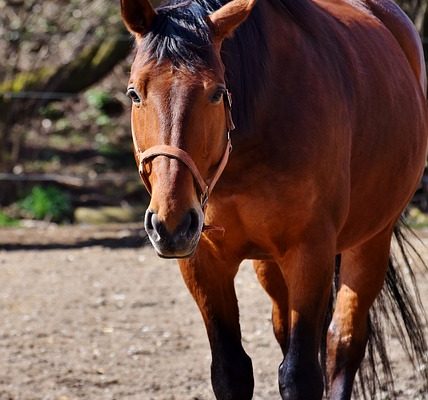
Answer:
[
  {"left": 126, "top": 87, "right": 142, "bottom": 105},
  {"left": 210, "top": 87, "right": 225, "bottom": 104}
]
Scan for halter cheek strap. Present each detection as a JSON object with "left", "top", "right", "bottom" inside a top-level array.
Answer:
[{"left": 135, "top": 89, "right": 235, "bottom": 210}]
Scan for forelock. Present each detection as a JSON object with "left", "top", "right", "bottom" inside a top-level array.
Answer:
[{"left": 139, "top": 0, "right": 220, "bottom": 70}]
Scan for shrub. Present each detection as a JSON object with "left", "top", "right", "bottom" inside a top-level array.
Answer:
[
  {"left": 0, "top": 211, "right": 19, "bottom": 227},
  {"left": 19, "top": 185, "right": 72, "bottom": 222}
]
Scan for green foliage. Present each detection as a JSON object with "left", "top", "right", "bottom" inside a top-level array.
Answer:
[
  {"left": 85, "top": 88, "right": 123, "bottom": 121},
  {"left": 96, "top": 114, "right": 111, "bottom": 126},
  {"left": 19, "top": 185, "right": 72, "bottom": 222},
  {"left": 0, "top": 210, "right": 19, "bottom": 227},
  {"left": 39, "top": 103, "right": 65, "bottom": 120},
  {"left": 85, "top": 89, "right": 113, "bottom": 111}
]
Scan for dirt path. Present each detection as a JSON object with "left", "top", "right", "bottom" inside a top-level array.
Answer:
[{"left": 0, "top": 225, "right": 426, "bottom": 400}]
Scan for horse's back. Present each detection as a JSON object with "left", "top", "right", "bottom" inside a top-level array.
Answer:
[
  {"left": 313, "top": 0, "right": 426, "bottom": 94},
  {"left": 360, "top": 0, "right": 426, "bottom": 95}
]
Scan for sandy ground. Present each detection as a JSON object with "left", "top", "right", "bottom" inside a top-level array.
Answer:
[{"left": 0, "top": 224, "right": 426, "bottom": 400}]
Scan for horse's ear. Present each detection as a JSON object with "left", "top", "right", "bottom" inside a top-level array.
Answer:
[
  {"left": 207, "top": 0, "right": 257, "bottom": 42},
  {"left": 121, "top": 0, "right": 156, "bottom": 36}
]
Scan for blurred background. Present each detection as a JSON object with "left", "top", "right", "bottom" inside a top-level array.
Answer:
[{"left": 0, "top": 0, "right": 428, "bottom": 227}]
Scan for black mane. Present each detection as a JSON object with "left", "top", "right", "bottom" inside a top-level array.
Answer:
[{"left": 141, "top": 0, "right": 216, "bottom": 69}]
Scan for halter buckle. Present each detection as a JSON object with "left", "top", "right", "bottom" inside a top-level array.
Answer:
[
  {"left": 223, "top": 88, "right": 232, "bottom": 106},
  {"left": 224, "top": 90, "right": 235, "bottom": 132},
  {"left": 201, "top": 186, "right": 209, "bottom": 209}
]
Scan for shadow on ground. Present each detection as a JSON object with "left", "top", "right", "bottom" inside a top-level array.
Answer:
[{"left": 0, "top": 223, "right": 148, "bottom": 250}]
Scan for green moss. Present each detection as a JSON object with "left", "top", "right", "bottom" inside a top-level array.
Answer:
[
  {"left": 91, "top": 38, "right": 118, "bottom": 67},
  {"left": 0, "top": 67, "right": 54, "bottom": 93}
]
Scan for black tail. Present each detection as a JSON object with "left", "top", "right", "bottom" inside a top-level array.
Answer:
[{"left": 322, "top": 220, "right": 428, "bottom": 399}]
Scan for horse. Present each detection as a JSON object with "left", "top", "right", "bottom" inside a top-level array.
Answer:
[{"left": 120, "top": 0, "right": 428, "bottom": 398}]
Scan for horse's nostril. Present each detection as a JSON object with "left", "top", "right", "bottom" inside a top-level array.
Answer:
[
  {"left": 176, "top": 209, "right": 200, "bottom": 238},
  {"left": 178, "top": 212, "right": 192, "bottom": 237},
  {"left": 145, "top": 210, "right": 167, "bottom": 239},
  {"left": 188, "top": 209, "right": 200, "bottom": 235},
  {"left": 144, "top": 208, "right": 202, "bottom": 257},
  {"left": 144, "top": 208, "right": 201, "bottom": 248},
  {"left": 151, "top": 213, "right": 167, "bottom": 237},
  {"left": 145, "top": 210, "right": 154, "bottom": 231}
]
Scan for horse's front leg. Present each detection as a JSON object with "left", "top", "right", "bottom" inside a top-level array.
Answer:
[
  {"left": 253, "top": 260, "right": 289, "bottom": 354},
  {"left": 278, "top": 240, "right": 335, "bottom": 400},
  {"left": 178, "top": 242, "right": 254, "bottom": 400}
]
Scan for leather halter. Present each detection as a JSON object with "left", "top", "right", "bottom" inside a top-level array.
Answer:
[{"left": 135, "top": 89, "right": 235, "bottom": 210}]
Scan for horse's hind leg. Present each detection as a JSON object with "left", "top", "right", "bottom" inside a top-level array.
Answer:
[
  {"left": 327, "top": 228, "right": 392, "bottom": 399},
  {"left": 178, "top": 245, "right": 253, "bottom": 400},
  {"left": 253, "top": 260, "right": 289, "bottom": 353}
]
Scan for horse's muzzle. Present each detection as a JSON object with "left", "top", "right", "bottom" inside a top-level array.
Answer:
[{"left": 144, "top": 208, "right": 203, "bottom": 258}]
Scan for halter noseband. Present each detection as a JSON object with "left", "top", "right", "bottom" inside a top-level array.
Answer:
[{"left": 135, "top": 89, "right": 235, "bottom": 210}]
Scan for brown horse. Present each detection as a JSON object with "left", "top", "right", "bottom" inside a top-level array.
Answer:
[{"left": 120, "top": 0, "right": 428, "bottom": 398}]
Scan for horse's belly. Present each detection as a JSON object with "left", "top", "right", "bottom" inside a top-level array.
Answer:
[{"left": 337, "top": 135, "right": 427, "bottom": 251}]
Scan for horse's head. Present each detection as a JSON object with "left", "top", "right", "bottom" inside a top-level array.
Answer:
[{"left": 121, "top": 0, "right": 256, "bottom": 258}]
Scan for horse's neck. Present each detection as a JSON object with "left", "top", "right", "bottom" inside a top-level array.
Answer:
[{"left": 224, "top": 0, "right": 311, "bottom": 140}]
